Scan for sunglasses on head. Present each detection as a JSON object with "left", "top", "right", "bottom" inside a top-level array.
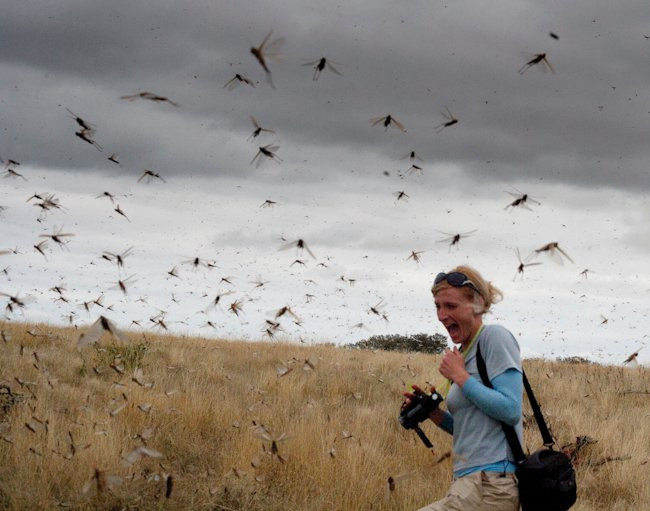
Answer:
[{"left": 434, "top": 272, "right": 481, "bottom": 295}]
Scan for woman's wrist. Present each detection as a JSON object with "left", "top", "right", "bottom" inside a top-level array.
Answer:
[
  {"left": 452, "top": 370, "right": 470, "bottom": 387},
  {"left": 428, "top": 407, "right": 446, "bottom": 425}
]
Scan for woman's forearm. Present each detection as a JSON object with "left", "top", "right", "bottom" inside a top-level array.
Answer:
[
  {"left": 430, "top": 408, "right": 453, "bottom": 434},
  {"left": 460, "top": 369, "right": 522, "bottom": 426}
]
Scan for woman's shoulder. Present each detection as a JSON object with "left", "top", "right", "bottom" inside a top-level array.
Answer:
[
  {"left": 480, "top": 324, "right": 519, "bottom": 350},
  {"left": 482, "top": 323, "right": 515, "bottom": 338},
  {"left": 480, "top": 324, "right": 521, "bottom": 368}
]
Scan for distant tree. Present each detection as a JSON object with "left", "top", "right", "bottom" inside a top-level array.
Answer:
[
  {"left": 556, "top": 355, "right": 594, "bottom": 365},
  {"left": 349, "top": 333, "right": 447, "bottom": 354}
]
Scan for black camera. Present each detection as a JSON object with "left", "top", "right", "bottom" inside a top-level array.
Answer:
[{"left": 399, "top": 391, "right": 443, "bottom": 448}]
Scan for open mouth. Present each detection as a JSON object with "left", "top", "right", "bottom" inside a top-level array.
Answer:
[{"left": 446, "top": 323, "right": 460, "bottom": 339}]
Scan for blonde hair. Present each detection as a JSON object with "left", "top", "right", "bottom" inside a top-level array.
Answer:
[{"left": 431, "top": 265, "right": 503, "bottom": 314}]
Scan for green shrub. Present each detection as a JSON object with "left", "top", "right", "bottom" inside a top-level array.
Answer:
[
  {"left": 556, "top": 355, "right": 594, "bottom": 365},
  {"left": 93, "top": 341, "right": 149, "bottom": 370},
  {"left": 349, "top": 332, "right": 448, "bottom": 354}
]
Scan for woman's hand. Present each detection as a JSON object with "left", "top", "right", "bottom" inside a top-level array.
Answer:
[
  {"left": 439, "top": 347, "right": 470, "bottom": 387},
  {"left": 401, "top": 384, "right": 445, "bottom": 424},
  {"left": 401, "top": 384, "right": 426, "bottom": 411}
]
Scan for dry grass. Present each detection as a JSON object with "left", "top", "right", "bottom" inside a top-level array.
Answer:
[{"left": 0, "top": 320, "right": 648, "bottom": 510}]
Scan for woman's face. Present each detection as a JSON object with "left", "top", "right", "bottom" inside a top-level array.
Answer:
[{"left": 434, "top": 286, "right": 483, "bottom": 346}]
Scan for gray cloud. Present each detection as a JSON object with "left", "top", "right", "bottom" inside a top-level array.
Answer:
[{"left": 2, "top": 0, "right": 650, "bottom": 191}]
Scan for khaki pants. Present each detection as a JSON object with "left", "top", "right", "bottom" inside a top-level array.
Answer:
[{"left": 417, "top": 471, "right": 519, "bottom": 511}]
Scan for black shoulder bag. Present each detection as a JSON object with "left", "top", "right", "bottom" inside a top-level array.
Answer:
[{"left": 476, "top": 343, "right": 577, "bottom": 511}]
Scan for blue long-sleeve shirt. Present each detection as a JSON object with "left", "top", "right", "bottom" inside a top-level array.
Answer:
[
  {"left": 438, "top": 368, "right": 523, "bottom": 434},
  {"left": 436, "top": 367, "right": 523, "bottom": 477}
]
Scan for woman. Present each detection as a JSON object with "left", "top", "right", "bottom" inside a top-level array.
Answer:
[{"left": 406, "top": 265, "right": 523, "bottom": 511}]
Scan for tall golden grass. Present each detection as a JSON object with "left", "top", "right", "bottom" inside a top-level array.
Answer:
[{"left": 0, "top": 320, "right": 648, "bottom": 510}]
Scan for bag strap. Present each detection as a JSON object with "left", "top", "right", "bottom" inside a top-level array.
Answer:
[
  {"left": 520, "top": 368, "right": 554, "bottom": 447},
  {"left": 475, "top": 342, "right": 554, "bottom": 463}
]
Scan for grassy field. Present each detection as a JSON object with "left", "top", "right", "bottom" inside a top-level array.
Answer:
[{"left": 0, "top": 320, "right": 648, "bottom": 510}]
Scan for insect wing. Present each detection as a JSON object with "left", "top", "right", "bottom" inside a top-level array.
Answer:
[
  {"left": 77, "top": 317, "right": 105, "bottom": 348},
  {"left": 546, "top": 246, "right": 565, "bottom": 265},
  {"left": 257, "top": 30, "right": 274, "bottom": 52},
  {"left": 542, "top": 56, "right": 555, "bottom": 74},
  {"left": 265, "top": 146, "right": 281, "bottom": 162},
  {"left": 435, "top": 235, "right": 455, "bottom": 244},
  {"left": 224, "top": 76, "right": 240, "bottom": 90},
  {"left": 555, "top": 245, "right": 574, "bottom": 264},
  {"left": 391, "top": 117, "right": 407, "bottom": 132},
  {"left": 263, "top": 36, "right": 285, "bottom": 61},
  {"left": 106, "top": 318, "right": 128, "bottom": 343},
  {"left": 250, "top": 150, "right": 263, "bottom": 167},
  {"left": 515, "top": 247, "right": 525, "bottom": 265},
  {"left": 326, "top": 61, "right": 343, "bottom": 76}
]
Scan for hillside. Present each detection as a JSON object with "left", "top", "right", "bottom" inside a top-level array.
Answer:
[{"left": 0, "top": 321, "right": 648, "bottom": 510}]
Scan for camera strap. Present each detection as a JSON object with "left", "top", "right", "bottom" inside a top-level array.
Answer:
[
  {"left": 476, "top": 342, "right": 555, "bottom": 463},
  {"left": 414, "top": 425, "right": 434, "bottom": 448}
]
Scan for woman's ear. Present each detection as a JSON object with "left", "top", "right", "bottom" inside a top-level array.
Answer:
[{"left": 471, "top": 296, "right": 486, "bottom": 315}]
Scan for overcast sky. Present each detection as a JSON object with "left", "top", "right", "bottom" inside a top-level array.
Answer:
[{"left": 1, "top": 1, "right": 649, "bottom": 366}]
